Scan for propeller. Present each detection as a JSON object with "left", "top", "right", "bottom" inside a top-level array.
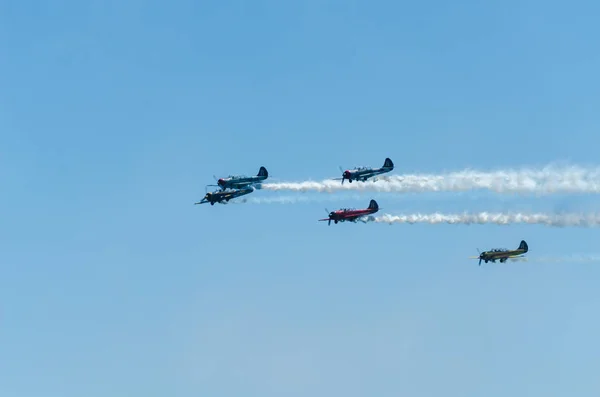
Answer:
[
  {"left": 338, "top": 166, "right": 345, "bottom": 184},
  {"left": 468, "top": 249, "right": 484, "bottom": 266},
  {"left": 476, "top": 249, "right": 484, "bottom": 266},
  {"left": 324, "top": 208, "right": 332, "bottom": 225}
]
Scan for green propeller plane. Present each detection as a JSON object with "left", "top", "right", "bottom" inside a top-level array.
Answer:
[{"left": 470, "top": 240, "right": 529, "bottom": 266}]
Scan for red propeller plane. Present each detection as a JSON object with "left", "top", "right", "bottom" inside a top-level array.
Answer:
[{"left": 319, "top": 199, "right": 380, "bottom": 225}]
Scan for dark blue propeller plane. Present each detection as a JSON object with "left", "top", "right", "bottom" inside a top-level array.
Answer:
[
  {"left": 210, "top": 166, "right": 269, "bottom": 190},
  {"left": 195, "top": 186, "right": 254, "bottom": 205},
  {"left": 336, "top": 158, "right": 394, "bottom": 184}
]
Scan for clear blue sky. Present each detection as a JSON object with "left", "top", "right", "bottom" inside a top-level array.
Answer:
[{"left": 2, "top": 1, "right": 600, "bottom": 396}]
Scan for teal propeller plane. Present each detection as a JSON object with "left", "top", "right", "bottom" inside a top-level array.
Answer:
[
  {"left": 210, "top": 166, "right": 268, "bottom": 190},
  {"left": 336, "top": 158, "right": 394, "bottom": 184}
]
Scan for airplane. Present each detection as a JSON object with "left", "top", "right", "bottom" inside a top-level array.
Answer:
[
  {"left": 195, "top": 186, "right": 254, "bottom": 205},
  {"left": 210, "top": 166, "right": 269, "bottom": 190},
  {"left": 470, "top": 240, "right": 529, "bottom": 266},
  {"left": 337, "top": 158, "right": 394, "bottom": 184},
  {"left": 319, "top": 199, "right": 379, "bottom": 225}
]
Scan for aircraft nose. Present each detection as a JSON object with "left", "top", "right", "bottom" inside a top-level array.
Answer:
[
  {"left": 343, "top": 170, "right": 350, "bottom": 177},
  {"left": 218, "top": 178, "right": 225, "bottom": 185}
]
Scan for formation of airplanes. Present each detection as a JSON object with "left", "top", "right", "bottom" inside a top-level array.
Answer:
[
  {"left": 195, "top": 166, "right": 269, "bottom": 205},
  {"left": 196, "top": 158, "right": 395, "bottom": 206},
  {"left": 196, "top": 157, "right": 530, "bottom": 265}
]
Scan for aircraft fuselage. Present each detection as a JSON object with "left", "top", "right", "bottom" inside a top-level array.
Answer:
[
  {"left": 320, "top": 199, "right": 380, "bottom": 225},
  {"left": 343, "top": 168, "right": 389, "bottom": 182},
  {"left": 478, "top": 240, "right": 529, "bottom": 265},
  {"left": 216, "top": 166, "right": 269, "bottom": 190},
  {"left": 341, "top": 158, "right": 394, "bottom": 183},
  {"left": 218, "top": 176, "right": 265, "bottom": 190}
]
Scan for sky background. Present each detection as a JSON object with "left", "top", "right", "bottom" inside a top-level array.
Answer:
[{"left": 2, "top": 0, "right": 600, "bottom": 396}]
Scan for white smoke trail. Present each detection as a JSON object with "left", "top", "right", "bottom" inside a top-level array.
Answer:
[
  {"left": 233, "top": 194, "right": 370, "bottom": 204},
  {"left": 364, "top": 212, "right": 600, "bottom": 227},
  {"left": 232, "top": 196, "right": 309, "bottom": 204},
  {"left": 526, "top": 255, "right": 600, "bottom": 263},
  {"left": 260, "top": 165, "right": 600, "bottom": 194},
  {"left": 477, "top": 256, "right": 600, "bottom": 263}
]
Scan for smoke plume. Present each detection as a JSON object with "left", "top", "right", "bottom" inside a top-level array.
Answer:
[
  {"left": 234, "top": 194, "right": 368, "bottom": 204},
  {"left": 261, "top": 165, "right": 600, "bottom": 194},
  {"left": 364, "top": 212, "right": 600, "bottom": 227}
]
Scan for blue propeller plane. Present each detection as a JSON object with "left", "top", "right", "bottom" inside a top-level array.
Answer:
[
  {"left": 336, "top": 158, "right": 394, "bottom": 184},
  {"left": 210, "top": 166, "right": 269, "bottom": 190}
]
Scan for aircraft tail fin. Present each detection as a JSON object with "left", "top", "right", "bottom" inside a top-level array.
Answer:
[
  {"left": 383, "top": 157, "right": 394, "bottom": 169},
  {"left": 257, "top": 166, "right": 268, "bottom": 178},
  {"left": 368, "top": 199, "right": 379, "bottom": 211},
  {"left": 518, "top": 240, "right": 528, "bottom": 252}
]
